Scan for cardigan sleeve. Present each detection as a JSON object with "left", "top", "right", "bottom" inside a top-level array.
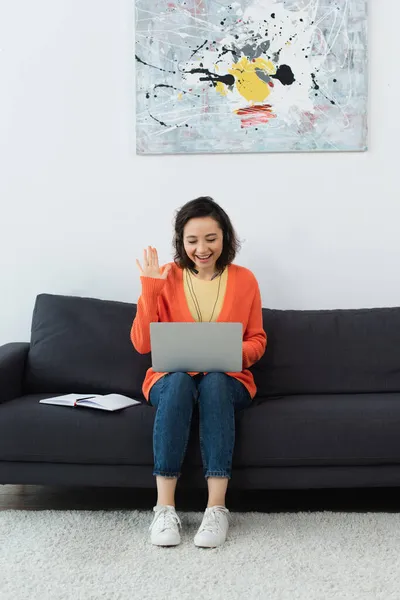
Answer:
[
  {"left": 130, "top": 276, "right": 167, "bottom": 354},
  {"left": 242, "top": 281, "right": 267, "bottom": 369}
]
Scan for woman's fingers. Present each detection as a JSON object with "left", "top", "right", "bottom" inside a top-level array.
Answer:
[
  {"left": 153, "top": 247, "right": 159, "bottom": 267},
  {"left": 148, "top": 247, "right": 158, "bottom": 268},
  {"left": 148, "top": 246, "right": 153, "bottom": 266},
  {"left": 136, "top": 259, "right": 144, "bottom": 274},
  {"left": 142, "top": 246, "right": 161, "bottom": 274}
]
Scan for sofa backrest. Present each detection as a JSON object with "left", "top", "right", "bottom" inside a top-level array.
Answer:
[
  {"left": 25, "top": 294, "right": 151, "bottom": 399},
  {"left": 254, "top": 307, "right": 400, "bottom": 396},
  {"left": 25, "top": 294, "right": 400, "bottom": 398}
]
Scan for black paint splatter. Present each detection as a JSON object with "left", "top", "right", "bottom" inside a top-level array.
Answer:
[
  {"left": 271, "top": 65, "right": 295, "bottom": 86},
  {"left": 153, "top": 83, "right": 201, "bottom": 98},
  {"left": 311, "top": 72, "right": 336, "bottom": 105},
  {"left": 189, "top": 40, "right": 208, "bottom": 60},
  {"left": 187, "top": 68, "right": 235, "bottom": 88},
  {"left": 153, "top": 84, "right": 200, "bottom": 98},
  {"left": 149, "top": 112, "right": 188, "bottom": 129},
  {"left": 135, "top": 54, "right": 176, "bottom": 74},
  {"left": 149, "top": 113, "right": 168, "bottom": 127},
  {"left": 216, "top": 45, "right": 238, "bottom": 62},
  {"left": 311, "top": 73, "right": 319, "bottom": 90}
]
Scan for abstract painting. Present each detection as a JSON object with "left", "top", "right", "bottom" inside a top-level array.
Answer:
[{"left": 135, "top": 0, "right": 368, "bottom": 154}]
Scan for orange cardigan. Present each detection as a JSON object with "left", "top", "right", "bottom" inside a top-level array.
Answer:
[{"left": 130, "top": 262, "right": 267, "bottom": 401}]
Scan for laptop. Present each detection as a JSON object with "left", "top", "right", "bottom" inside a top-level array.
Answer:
[{"left": 150, "top": 322, "right": 243, "bottom": 373}]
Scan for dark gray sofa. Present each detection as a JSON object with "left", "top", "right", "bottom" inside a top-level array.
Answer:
[{"left": 1, "top": 293, "right": 400, "bottom": 491}]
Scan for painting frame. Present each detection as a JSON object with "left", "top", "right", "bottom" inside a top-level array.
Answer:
[{"left": 135, "top": 0, "right": 368, "bottom": 155}]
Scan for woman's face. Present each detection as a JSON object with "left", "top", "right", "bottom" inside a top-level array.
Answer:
[{"left": 183, "top": 216, "right": 224, "bottom": 273}]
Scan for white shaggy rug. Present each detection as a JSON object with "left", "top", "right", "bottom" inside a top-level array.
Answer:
[{"left": 1, "top": 510, "right": 400, "bottom": 600}]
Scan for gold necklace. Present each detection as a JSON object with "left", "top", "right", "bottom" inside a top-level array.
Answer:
[{"left": 186, "top": 269, "right": 222, "bottom": 322}]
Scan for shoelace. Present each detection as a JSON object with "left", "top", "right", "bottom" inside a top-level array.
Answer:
[
  {"left": 150, "top": 507, "right": 181, "bottom": 532},
  {"left": 200, "top": 507, "right": 229, "bottom": 534}
]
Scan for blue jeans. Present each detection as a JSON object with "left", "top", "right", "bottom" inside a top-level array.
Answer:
[{"left": 149, "top": 372, "right": 252, "bottom": 479}]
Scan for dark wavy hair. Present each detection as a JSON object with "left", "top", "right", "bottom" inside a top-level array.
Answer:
[{"left": 173, "top": 196, "right": 241, "bottom": 271}]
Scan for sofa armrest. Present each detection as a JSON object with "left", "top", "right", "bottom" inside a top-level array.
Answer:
[{"left": 0, "top": 342, "right": 30, "bottom": 404}]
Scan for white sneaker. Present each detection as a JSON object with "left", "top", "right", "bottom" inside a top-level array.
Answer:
[
  {"left": 194, "top": 506, "right": 230, "bottom": 548},
  {"left": 149, "top": 505, "right": 181, "bottom": 546}
]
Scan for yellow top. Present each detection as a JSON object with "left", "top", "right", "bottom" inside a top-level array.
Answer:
[{"left": 183, "top": 267, "right": 228, "bottom": 322}]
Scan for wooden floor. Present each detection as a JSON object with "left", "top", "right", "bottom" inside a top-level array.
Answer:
[{"left": 2, "top": 484, "right": 400, "bottom": 512}]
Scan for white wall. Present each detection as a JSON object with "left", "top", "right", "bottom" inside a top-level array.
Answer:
[{"left": 0, "top": 0, "right": 398, "bottom": 345}]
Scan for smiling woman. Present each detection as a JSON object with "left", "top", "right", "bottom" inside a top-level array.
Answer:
[{"left": 130, "top": 196, "right": 266, "bottom": 548}]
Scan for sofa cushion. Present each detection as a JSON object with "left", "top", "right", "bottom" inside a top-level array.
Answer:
[
  {"left": 2, "top": 393, "right": 400, "bottom": 469},
  {"left": 234, "top": 393, "right": 400, "bottom": 467},
  {"left": 0, "top": 394, "right": 153, "bottom": 465},
  {"left": 25, "top": 294, "right": 151, "bottom": 399},
  {"left": 251, "top": 307, "right": 400, "bottom": 396}
]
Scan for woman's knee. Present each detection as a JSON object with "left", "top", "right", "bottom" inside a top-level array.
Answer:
[
  {"left": 198, "top": 373, "right": 231, "bottom": 403},
  {"left": 157, "top": 372, "right": 196, "bottom": 409},
  {"left": 205, "top": 372, "right": 227, "bottom": 382},
  {"left": 200, "top": 372, "right": 230, "bottom": 392},
  {"left": 198, "top": 373, "right": 251, "bottom": 410}
]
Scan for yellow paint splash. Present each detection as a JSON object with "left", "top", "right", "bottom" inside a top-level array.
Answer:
[{"left": 228, "top": 57, "right": 277, "bottom": 103}]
